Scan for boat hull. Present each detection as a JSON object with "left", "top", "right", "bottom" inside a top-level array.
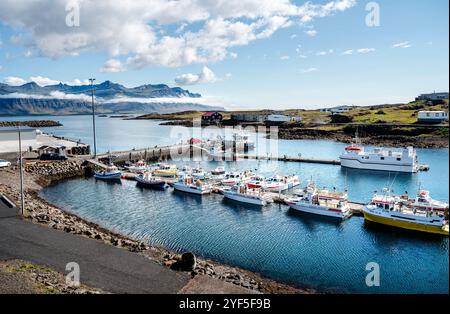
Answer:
[
  {"left": 135, "top": 177, "right": 166, "bottom": 190},
  {"left": 340, "top": 157, "right": 416, "bottom": 173},
  {"left": 289, "top": 203, "right": 350, "bottom": 219},
  {"left": 94, "top": 172, "right": 122, "bottom": 180},
  {"left": 223, "top": 191, "right": 267, "bottom": 206},
  {"left": 173, "top": 183, "right": 211, "bottom": 195},
  {"left": 362, "top": 210, "right": 449, "bottom": 235}
]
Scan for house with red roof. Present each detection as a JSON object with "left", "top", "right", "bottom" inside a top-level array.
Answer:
[{"left": 201, "top": 111, "right": 223, "bottom": 125}]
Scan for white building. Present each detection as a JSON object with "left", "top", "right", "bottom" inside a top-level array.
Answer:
[
  {"left": 416, "top": 92, "right": 449, "bottom": 101},
  {"left": 0, "top": 127, "right": 37, "bottom": 153},
  {"left": 417, "top": 111, "right": 448, "bottom": 124},
  {"left": 265, "top": 114, "right": 291, "bottom": 122},
  {"left": 320, "top": 105, "right": 354, "bottom": 114}
]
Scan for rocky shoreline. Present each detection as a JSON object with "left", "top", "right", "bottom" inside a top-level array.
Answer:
[
  {"left": 0, "top": 160, "right": 315, "bottom": 294},
  {"left": 0, "top": 120, "right": 62, "bottom": 128},
  {"left": 276, "top": 128, "right": 449, "bottom": 149}
]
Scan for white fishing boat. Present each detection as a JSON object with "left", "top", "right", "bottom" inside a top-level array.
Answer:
[
  {"left": 94, "top": 165, "right": 122, "bottom": 180},
  {"left": 191, "top": 167, "right": 208, "bottom": 180},
  {"left": 126, "top": 160, "right": 151, "bottom": 174},
  {"left": 221, "top": 172, "right": 243, "bottom": 186},
  {"left": 362, "top": 188, "right": 448, "bottom": 235},
  {"left": 263, "top": 175, "right": 300, "bottom": 192},
  {"left": 247, "top": 175, "right": 266, "bottom": 189},
  {"left": 286, "top": 180, "right": 351, "bottom": 219},
  {"left": 221, "top": 171, "right": 254, "bottom": 186},
  {"left": 339, "top": 135, "right": 419, "bottom": 173},
  {"left": 154, "top": 164, "right": 178, "bottom": 177},
  {"left": 135, "top": 172, "right": 166, "bottom": 190},
  {"left": 173, "top": 176, "right": 212, "bottom": 195},
  {"left": 223, "top": 185, "right": 273, "bottom": 206},
  {"left": 211, "top": 166, "right": 226, "bottom": 175},
  {"left": 410, "top": 190, "right": 449, "bottom": 212}
]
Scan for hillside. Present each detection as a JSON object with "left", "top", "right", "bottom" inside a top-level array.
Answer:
[{"left": 0, "top": 80, "right": 223, "bottom": 115}]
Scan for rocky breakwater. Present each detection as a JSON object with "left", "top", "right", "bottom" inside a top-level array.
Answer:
[
  {"left": 0, "top": 120, "right": 62, "bottom": 128},
  {"left": 0, "top": 159, "right": 314, "bottom": 294}
]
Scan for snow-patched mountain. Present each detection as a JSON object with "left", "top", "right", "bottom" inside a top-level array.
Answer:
[{"left": 0, "top": 80, "right": 222, "bottom": 115}]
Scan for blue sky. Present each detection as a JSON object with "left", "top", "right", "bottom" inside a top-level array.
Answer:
[{"left": 0, "top": 0, "right": 448, "bottom": 109}]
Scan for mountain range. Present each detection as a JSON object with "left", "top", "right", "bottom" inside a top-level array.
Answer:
[{"left": 0, "top": 80, "right": 223, "bottom": 115}]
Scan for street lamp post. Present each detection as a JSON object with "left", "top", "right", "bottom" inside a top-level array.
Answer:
[
  {"left": 89, "top": 78, "right": 97, "bottom": 158},
  {"left": 18, "top": 127, "right": 25, "bottom": 216}
]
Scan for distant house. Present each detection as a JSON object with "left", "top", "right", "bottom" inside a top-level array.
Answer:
[
  {"left": 320, "top": 105, "right": 354, "bottom": 114},
  {"left": 417, "top": 111, "right": 448, "bottom": 124},
  {"left": 201, "top": 112, "right": 223, "bottom": 124},
  {"left": 416, "top": 92, "right": 449, "bottom": 101},
  {"left": 265, "top": 114, "right": 291, "bottom": 123},
  {"left": 290, "top": 116, "right": 302, "bottom": 123},
  {"left": 231, "top": 114, "right": 265, "bottom": 122}
]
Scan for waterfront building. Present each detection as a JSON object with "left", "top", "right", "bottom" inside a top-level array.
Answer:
[
  {"left": 417, "top": 111, "right": 448, "bottom": 124},
  {"left": 416, "top": 92, "right": 449, "bottom": 101},
  {"left": 0, "top": 126, "right": 37, "bottom": 153},
  {"left": 201, "top": 111, "right": 223, "bottom": 124}
]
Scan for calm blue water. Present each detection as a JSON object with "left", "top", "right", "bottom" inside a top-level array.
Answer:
[{"left": 4, "top": 115, "right": 449, "bottom": 293}]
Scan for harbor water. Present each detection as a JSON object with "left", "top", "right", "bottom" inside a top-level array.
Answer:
[{"left": 3, "top": 115, "right": 449, "bottom": 293}]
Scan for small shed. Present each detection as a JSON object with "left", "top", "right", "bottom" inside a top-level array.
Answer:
[{"left": 37, "top": 145, "right": 67, "bottom": 157}]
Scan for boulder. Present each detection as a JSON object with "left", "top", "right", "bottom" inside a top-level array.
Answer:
[{"left": 170, "top": 252, "right": 196, "bottom": 271}]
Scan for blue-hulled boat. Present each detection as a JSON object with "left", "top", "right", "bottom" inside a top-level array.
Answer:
[{"left": 94, "top": 165, "right": 122, "bottom": 180}]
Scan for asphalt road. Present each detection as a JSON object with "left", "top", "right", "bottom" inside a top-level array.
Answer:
[{"left": 0, "top": 195, "right": 189, "bottom": 293}]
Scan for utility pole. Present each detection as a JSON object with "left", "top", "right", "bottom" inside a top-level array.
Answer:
[
  {"left": 18, "top": 127, "right": 25, "bottom": 216},
  {"left": 89, "top": 78, "right": 97, "bottom": 158}
]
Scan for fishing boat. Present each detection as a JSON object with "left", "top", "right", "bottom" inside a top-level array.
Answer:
[
  {"left": 247, "top": 175, "right": 266, "bottom": 189},
  {"left": 211, "top": 166, "right": 226, "bottom": 175},
  {"left": 135, "top": 172, "right": 166, "bottom": 190},
  {"left": 172, "top": 176, "right": 212, "bottom": 195},
  {"left": 263, "top": 175, "right": 300, "bottom": 192},
  {"left": 191, "top": 167, "right": 208, "bottom": 180},
  {"left": 223, "top": 185, "right": 273, "bottom": 206},
  {"left": 94, "top": 165, "right": 122, "bottom": 180},
  {"left": 154, "top": 164, "right": 178, "bottom": 177},
  {"left": 339, "top": 135, "right": 419, "bottom": 173},
  {"left": 410, "top": 190, "right": 449, "bottom": 212},
  {"left": 221, "top": 172, "right": 243, "bottom": 186},
  {"left": 361, "top": 188, "right": 449, "bottom": 235},
  {"left": 286, "top": 180, "right": 352, "bottom": 219},
  {"left": 126, "top": 160, "right": 150, "bottom": 174}
]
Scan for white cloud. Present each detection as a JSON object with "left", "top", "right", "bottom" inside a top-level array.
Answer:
[
  {"left": 392, "top": 41, "right": 411, "bottom": 49},
  {"left": 301, "top": 67, "right": 318, "bottom": 73},
  {"left": 280, "top": 55, "right": 290, "bottom": 60},
  {"left": 100, "top": 59, "right": 126, "bottom": 73},
  {"left": 3, "top": 76, "right": 27, "bottom": 86},
  {"left": 342, "top": 49, "right": 354, "bottom": 55},
  {"left": 356, "top": 48, "right": 376, "bottom": 54},
  {"left": 175, "top": 66, "right": 218, "bottom": 85},
  {"left": 290, "top": 34, "right": 297, "bottom": 39},
  {"left": 30, "top": 76, "right": 60, "bottom": 86},
  {"left": 0, "top": 91, "right": 91, "bottom": 102},
  {"left": 0, "top": 0, "right": 356, "bottom": 68},
  {"left": 305, "top": 29, "right": 317, "bottom": 37},
  {"left": 2, "top": 76, "right": 92, "bottom": 86},
  {"left": 316, "top": 49, "right": 334, "bottom": 56},
  {"left": 0, "top": 65, "right": 2, "bottom": 71}
]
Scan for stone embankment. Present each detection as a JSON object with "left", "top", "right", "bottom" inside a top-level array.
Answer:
[
  {"left": 0, "top": 159, "right": 314, "bottom": 294},
  {"left": 0, "top": 120, "right": 62, "bottom": 128}
]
